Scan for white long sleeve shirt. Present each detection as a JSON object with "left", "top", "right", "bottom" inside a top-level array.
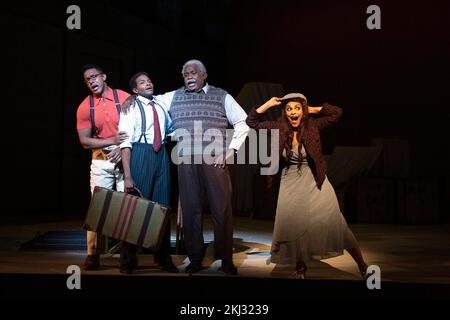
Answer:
[{"left": 119, "top": 95, "right": 173, "bottom": 149}]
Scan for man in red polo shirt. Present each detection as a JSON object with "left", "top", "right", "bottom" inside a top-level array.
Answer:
[{"left": 76, "top": 64, "right": 129, "bottom": 270}]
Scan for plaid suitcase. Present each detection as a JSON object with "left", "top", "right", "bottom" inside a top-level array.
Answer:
[{"left": 83, "top": 186, "right": 168, "bottom": 251}]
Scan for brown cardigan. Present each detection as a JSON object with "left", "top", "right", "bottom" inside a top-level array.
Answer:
[{"left": 245, "top": 103, "right": 343, "bottom": 189}]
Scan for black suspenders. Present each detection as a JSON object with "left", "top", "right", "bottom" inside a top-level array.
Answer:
[
  {"left": 89, "top": 89, "right": 121, "bottom": 137},
  {"left": 134, "top": 98, "right": 148, "bottom": 144},
  {"left": 134, "top": 98, "right": 166, "bottom": 145}
]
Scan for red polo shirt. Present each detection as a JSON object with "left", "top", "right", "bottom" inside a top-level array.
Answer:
[{"left": 76, "top": 88, "right": 130, "bottom": 139}]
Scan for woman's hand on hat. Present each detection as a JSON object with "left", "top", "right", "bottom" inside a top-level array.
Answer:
[
  {"left": 257, "top": 97, "right": 282, "bottom": 113},
  {"left": 267, "top": 97, "right": 282, "bottom": 107}
]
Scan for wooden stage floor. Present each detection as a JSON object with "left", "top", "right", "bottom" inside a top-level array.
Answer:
[{"left": 1, "top": 216, "right": 449, "bottom": 301}]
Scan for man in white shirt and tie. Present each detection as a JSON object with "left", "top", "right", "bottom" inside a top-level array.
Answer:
[{"left": 119, "top": 72, "right": 178, "bottom": 274}]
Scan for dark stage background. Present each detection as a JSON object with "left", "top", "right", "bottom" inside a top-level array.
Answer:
[{"left": 2, "top": 0, "right": 449, "bottom": 224}]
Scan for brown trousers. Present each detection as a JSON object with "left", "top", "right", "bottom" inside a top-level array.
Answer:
[{"left": 178, "top": 163, "right": 234, "bottom": 264}]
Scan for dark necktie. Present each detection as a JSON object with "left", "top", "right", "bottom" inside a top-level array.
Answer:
[{"left": 150, "top": 101, "right": 162, "bottom": 152}]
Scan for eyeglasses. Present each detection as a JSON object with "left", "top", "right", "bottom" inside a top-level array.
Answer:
[{"left": 84, "top": 73, "right": 102, "bottom": 83}]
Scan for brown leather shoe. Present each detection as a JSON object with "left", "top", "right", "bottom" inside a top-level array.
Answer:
[{"left": 83, "top": 254, "right": 100, "bottom": 270}]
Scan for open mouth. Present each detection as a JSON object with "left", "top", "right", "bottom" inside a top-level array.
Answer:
[
  {"left": 91, "top": 84, "right": 99, "bottom": 91},
  {"left": 187, "top": 80, "right": 197, "bottom": 88},
  {"left": 289, "top": 115, "right": 300, "bottom": 127}
]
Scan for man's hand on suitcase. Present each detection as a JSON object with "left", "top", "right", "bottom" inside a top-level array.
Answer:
[{"left": 125, "top": 176, "right": 136, "bottom": 193}]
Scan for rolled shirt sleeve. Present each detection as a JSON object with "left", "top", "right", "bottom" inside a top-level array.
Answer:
[
  {"left": 119, "top": 105, "right": 135, "bottom": 149},
  {"left": 224, "top": 94, "right": 250, "bottom": 151},
  {"left": 155, "top": 91, "right": 175, "bottom": 137},
  {"left": 154, "top": 93, "right": 175, "bottom": 138}
]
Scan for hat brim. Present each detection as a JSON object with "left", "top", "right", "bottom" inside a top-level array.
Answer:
[{"left": 280, "top": 93, "right": 307, "bottom": 102}]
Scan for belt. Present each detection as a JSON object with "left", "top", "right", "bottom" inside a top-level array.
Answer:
[{"left": 92, "top": 149, "right": 110, "bottom": 161}]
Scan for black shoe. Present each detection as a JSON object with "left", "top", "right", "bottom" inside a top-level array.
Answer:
[
  {"left": 185, "top": 262, "right": 204, "bottom": 274},
  {"left": 131, "top": 255, "right": 139, "bottom": 269},
  {"left": 159, "top": 260, "right": 179, "bottom": 273},
  {"left": 360, "top": 265, "right": 375, "bottom": 280},
  {"left": 359, "top": 264, "right": 369, "bottom": 279},
  {"left": 120, "top": 242, "right": 138, "bottom": 274},
  {"left": 119, "top": 265, "right": 133, "bottom": 274},
  {"left": 219, "top": 261, "right": 238, "bottom": 275},
  {"left": 83, "top": 254, "right": 100, "bottom": 270},
  {"left": 295, "top": 261, "right": 307, "bottom": 280},
  {"left": 119, "top": 256, "right": 136, "bottom": 274},
  {"left": 155, "top": 255, "right": 179, "bottom": 273},
  {"left": 156, "top": 256, "right": 179, "bottom": 273}
]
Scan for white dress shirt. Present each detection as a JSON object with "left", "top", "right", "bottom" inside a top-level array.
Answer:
[
  {"left": 119, "top": 95, "right": 173, "bottom": 149},
  {"left": 157, "top": 83, "right": 250, "bottom": 151}
]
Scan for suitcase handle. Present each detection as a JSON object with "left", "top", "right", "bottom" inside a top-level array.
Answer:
[{"left": 127, "top": 187, "right": 144, "bottom": 198}]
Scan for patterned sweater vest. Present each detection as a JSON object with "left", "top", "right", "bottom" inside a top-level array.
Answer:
[{"left": 170, "top": 85, "right": 229, "bottom": 156}]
